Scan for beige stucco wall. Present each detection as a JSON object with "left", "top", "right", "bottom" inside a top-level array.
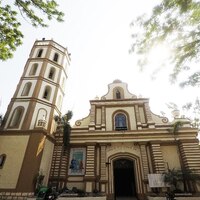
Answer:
[
  {"left": 39, "top": 138, "right": 54, "bottom": 185},
  {"left": 161, "top": 145, "right": 181, "bottom": 170},
  {"left": 0, "top": 135, "right": 29, "bottom": 188},
  {"left": 67, "top": 182, "right": 85, "bottom": 190}
]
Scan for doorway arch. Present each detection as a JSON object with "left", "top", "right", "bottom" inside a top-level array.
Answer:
[
  {"left": 114, "top": 158, "right": 136, "bottom": 198},
  {"left": 107, "top": 153, "right": 143, "bottom": 200}
]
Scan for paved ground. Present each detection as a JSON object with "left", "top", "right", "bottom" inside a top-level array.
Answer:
[
  {"left": 57, "top": 197, "right": 106, "bottom": 200},
  {"left": 57, "top": 197, "right": 138, "bottom": 200},
  {"left": 29, "top": 195, "right": 200, "bottom": 200},
  {"left": 115, "top": 197, "right": 138, "bottom": 200},
  {"left": 147, "top": 197, "right": 200, "bottom": 200}
]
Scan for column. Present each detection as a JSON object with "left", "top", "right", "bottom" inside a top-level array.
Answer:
[
  {"left": 144, "top": 103, "right": 155, "bottom": 128},
  {"left": 179, "top": 140, "right": 200, "bottom": 192},
  {"left": 89, "top": 104, "right": 95, "bottom": 130},
  {"left": 150, "top": 143, "right": 165, "bottom": 173},
  {"left": 84, "top": 144, "right": 96, "bottom": 193},
  {"left": 135, "top": 105, "right": 142, "bottom": 129},
  {"left": 140, "top": 144, "right": 149, "bottom": 180},
  {"left": 100, "top": 144, "right": 107, "bottom": 193},
  {"left": 101, "top": 106, "right": 106, "bottom": 130}
]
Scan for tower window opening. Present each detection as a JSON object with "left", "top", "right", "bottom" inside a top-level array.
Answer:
[
  {"left": 115, "top": 113, "right": 127, "bottom": 131},
  {"left": 48, "top": 67, "right": 56, "bottom": 80},
  {"left": 29, "top": 63, "right": 38, "bottom": 75},
  {"left": 43, "top": 86, "right": 51, "bottom": 101},
  {"left": 53, "top": 53, "right": 59, "bottom": 62},
  {"left": 21, "top": 82, "right": 32, "bottom": 96},
  {"left": 37, "top": 49, "right": 43, "bottom": 57},
  {"left": 9, "top": 107, "right": 24, "bottom": 127}
]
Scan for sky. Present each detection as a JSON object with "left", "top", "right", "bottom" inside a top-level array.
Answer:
[{"left": 0, "top": 0, "right": 199, "bottom": 125}]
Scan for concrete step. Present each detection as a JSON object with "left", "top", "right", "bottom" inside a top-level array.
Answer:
[
  {"left": 57, "top": 197, "right": 106, "bottom": 200},
  {"left": 148, "top": 197, "right": 200, "bottom": 200}
]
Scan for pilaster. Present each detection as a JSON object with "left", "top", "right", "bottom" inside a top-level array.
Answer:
[
  {"left": 140, "top": 144, "right": 149, "bottom": 180},
  {"left": 144, "top": 103, "right": 155, "bottom": 128},
  {"left": 84, "top": 144, "right": 96, "bottom": 193},
  {"left": 179, "top": 140, "right": 200, "bottom": 171},
  {"left": 89, "top": 104, "right": 95, "bottom": 131},
  {"left": 150, "top": 143, "right": 165, "bottom": 173},
  {"left": 99, "top": 144, "right": 108, "bottom": 194},
  {"left": 101, "top": 106, "right": 106, "bottom": 131},
  {"left": 135, "top": 105, "right": 142, "bottom": 129},
  {"left": 100, "top": 145, "right": 107, "bottom": 181}
]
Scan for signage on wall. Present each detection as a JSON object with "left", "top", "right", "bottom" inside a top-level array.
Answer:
[{"left": 148, "top": 174, "right": 169, "bottom": 188}]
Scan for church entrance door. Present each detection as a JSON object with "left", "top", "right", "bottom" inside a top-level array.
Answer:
[{"left": 113, "top": 159, "right": 137, "bottom": 199}]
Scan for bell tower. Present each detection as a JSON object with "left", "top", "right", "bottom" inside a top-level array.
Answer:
[
  {"left": 3, "top": 39, "right": 70, "bottom": 133},
  {"left": 0, "top": 39, "right": 70, "bottom": 194}
]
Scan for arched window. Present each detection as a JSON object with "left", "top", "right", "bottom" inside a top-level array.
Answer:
[
  {"left": 9, "top": 107, "right": 24, "bottom": 127},
  {"left": 29, "top": 63, "right": 38, "bottom": 75},
  {"left": 0, "top": 154, "right": 6, "bottom": 168},
  {"left": 21, "top": 82, "right": 32, "bottom": 96},
  {"left": 113, "top": 87, "right": 124, "bottom": 99},
  {"left": 48, "top": 67, "right": 56, "bottom": 80},
  {"left": 116, "top": 90, "right": 121, "bottom": 99},
  {"left": 115, "top": 113, "right": 127, "bottom": 131},
  {"left": 53, "top": 53, "right": 59, "bottom": 62},
  {"left": 43, "top": 86, "right": 51, "bottom": 101},
  {"left": 37, "top": 49, "right": 43, "bottom": 57}
]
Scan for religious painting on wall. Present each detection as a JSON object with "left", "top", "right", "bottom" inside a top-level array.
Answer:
[{"left": 68, "top": 148, "right": 86, "bottom": 175}]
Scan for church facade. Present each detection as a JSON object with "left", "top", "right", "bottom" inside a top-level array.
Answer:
[
  {"left": 0, "top": 40, "right": 200, "bottom": 200},
  {"left": 49, "top": 80, "right": 200, "bottom": 200}
]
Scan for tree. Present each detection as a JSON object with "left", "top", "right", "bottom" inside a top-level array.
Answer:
[
  {"left": 166, "top": 99, "right": 200, "bottom": 134},
  {"left": 0, "top": 0, "right": 64, "bottom": 61},
  {"left": 182, "top": 98, "right": 200, "bottom": 130},
  {"left": 163, "top": 168, "right": 183, "bottom": 192},
  {"left": 163, "top": 168, "right": 200, "bottom": 192},
  {"left": 54, "top": 110, "right": 73, "bottom": 149},
  {"left": 130, "top": 0, "right": 200, "bottom": 87}
]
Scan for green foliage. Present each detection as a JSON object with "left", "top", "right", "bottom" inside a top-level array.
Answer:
[
  {"left": 14, "top": 0, "right": 64, "bottom": 27},
  {"left": 34, "top": 170, "right": 45, "bottom": 195},
  {"left": 163, "top": 168, "right": 183, "bottom": 191},
  {"left": 131, "top": 0, "right": 200, "bottom": 87},
  {"left": 0, "top": 3, "right": 23, "bottom": 60},
  {"left": 163, "top": 168, "right": 200, "bottom": 192},
  {"left": 61, "top": 111, "right": 73, "bottom": 125},
  {"left": 0, "top": 0, "right": 64, "bottom": 61},
  {"left": 172, "top": 121, "right": 183, "bottom": 134},
  {"left": 180, "top": 72, "right": 200, "bottom": 87},
  {"left": 182, "top": 98, "right": 200, "bottom": 130},
  {"left": 62, "top": 111, "right": 73, "bottom": 148},
  {"left": 63, "top": 123, "right": 71, "bottom": 147},
  {"left": 165, "top": 99, "right": 200, "bottom": 135},
  {"left": 54, "top": 110, "right": 73, "bottom": 149}
]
